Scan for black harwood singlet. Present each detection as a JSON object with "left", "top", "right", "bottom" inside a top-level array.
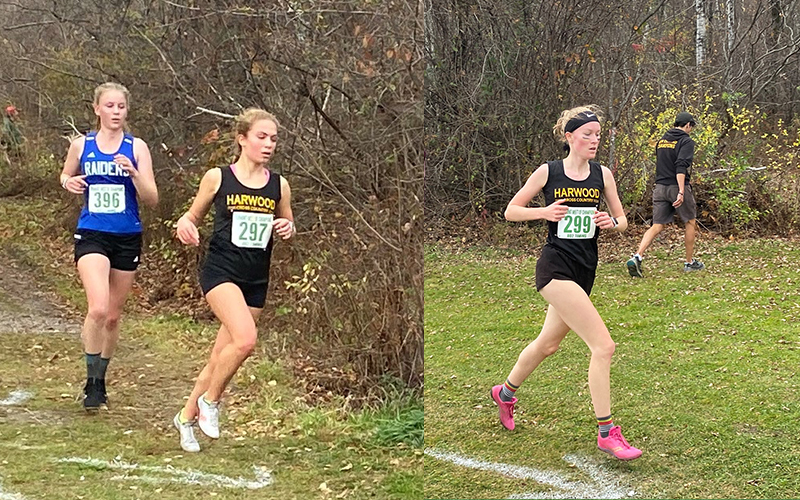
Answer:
[
  {"left": 542, "top": 160, "right": 605, "bottom": 270},
  {"left": 203, "top": 165, "right": 282, "bottom": 285}
]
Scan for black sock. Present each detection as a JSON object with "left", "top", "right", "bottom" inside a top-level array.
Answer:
[
  {"left": 98, "top": 357, "right": 110, "bottom": 380},
  {"left": 85, "top": 352, "right": 101, "bottom": 380}
]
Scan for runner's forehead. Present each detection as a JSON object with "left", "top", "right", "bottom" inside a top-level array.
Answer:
[
  {"left": 573, "top": 122, "right": 601, "bottom": 133},
  {"left": 250, "top": 119, "right": 278, "bottom": 135},
  {"left": 98, "top": 90, "right": 127, "bottom": 105}
]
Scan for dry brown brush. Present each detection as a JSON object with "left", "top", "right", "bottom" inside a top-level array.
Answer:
[{"left": 0, "top": 0, "right": 422, "bottom": 401}]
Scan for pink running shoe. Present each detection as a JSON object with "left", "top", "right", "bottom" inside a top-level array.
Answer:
[
  {"left": 490, "top": 385, "right": 517, "bottom": 430},
  {"left": 597, "top": 425, "right": 642, "bottom": 461}
]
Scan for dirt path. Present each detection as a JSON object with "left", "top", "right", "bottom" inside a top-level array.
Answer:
[
  {"left": 0, "top": 254, "right": 81, "bottom": 334},
  {"left": 0, "top": 252, "right": 421, "bottom": 499}
]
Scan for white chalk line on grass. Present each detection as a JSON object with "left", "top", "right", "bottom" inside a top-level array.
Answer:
[
  {"left": 0, "top": 390, "right": 32, "bottom": 406},
  {"left": 0, "top": 443, "right": 50, "bottom": 451},
  {"left": 0, "top": 390, "right": 35, "bottom": 500},
  {"left": 0, "top": 478, "right": 27, "bottom": 500},
  {"left": 57, "top": 457, "right": 273, "bottom": 490},
  {"left": 425, "top": 448, "right": 636, "bottom": 499}
]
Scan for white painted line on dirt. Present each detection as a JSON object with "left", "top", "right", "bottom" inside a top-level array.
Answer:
[
  {"left": 0, "top": 478, "right": 27, "bottom": 500},
  {"left": 56, "top": 457, "right": 272, "bottom": 490},
  {"left": 425, "top": 448, "right": 635, "bottom": 499},
  {"left": 0, "top": 390, "right": 32, "bottom": 406}
]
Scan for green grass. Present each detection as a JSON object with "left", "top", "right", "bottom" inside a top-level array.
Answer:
[
  {"left": 424, "top": 239, "right": 800, "bottom": 499},
  {"left": 0, "top": 196, "right": 422, "bottom": 500},
  {"left": 0, "top": 318, "right": 422, "bottom": 500}
]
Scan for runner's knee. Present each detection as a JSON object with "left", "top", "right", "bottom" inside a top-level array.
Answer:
[
  {"left": 86, "top": 305, "right": 108, "bottom": 324},
  {"left": 590, "top": 339, "right": 615, "bottom": 361},
  {"left": 232, "top": 327, "right": 258, "bottom": 356},
  {"left": 234, "top": 338, "right": 257, "bottom": 357},
  {"left": 105, "top": 312, "right": 121, "bottom": 331},
  {"left": 537, "top": 341, "right": 561, "bottom": 357}
]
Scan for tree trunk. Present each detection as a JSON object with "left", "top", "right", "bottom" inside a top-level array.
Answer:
[
  {"left": 696, "top": 0, "right": 707, "bottom": 66},
  {"left": 727, "top": 0, "right": 735, "bottom": 54},
  {"left": 725, "top": 0, "right": 735, "bottom": 92}
]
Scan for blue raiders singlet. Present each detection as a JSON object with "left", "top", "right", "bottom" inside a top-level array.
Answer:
[{"left": 77, "top": 132, "right": 142, "bottom": 234}]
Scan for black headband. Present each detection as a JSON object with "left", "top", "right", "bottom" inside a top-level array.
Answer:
[{"left": 565, "top": 112, "right": 600, "bottom": 133}]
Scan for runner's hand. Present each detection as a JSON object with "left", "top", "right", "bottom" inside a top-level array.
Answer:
[
  {"left": 673, "top": 193, "right": 684, "bottom": 208},
  {"left": 592, "top": 211, "right": 615, "bottom": 229},
  {"left": 273, "top": 218, "right": 295, "bottom": 240},
  {"left": 64, "top": 175, "right": 88, "bottom": 194},
  {"left": 542, "top": 199, "right": 569, "bottom": 222},
  {"left": 114, "top": 154, "right": 137, "bottom": 178},
  {"left": 176, "top": 215, "right": 200, "bottom": 246}
]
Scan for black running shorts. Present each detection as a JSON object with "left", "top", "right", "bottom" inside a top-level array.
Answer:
[
  {"left": 199, "top": 265, "right": 268, "bottom": 309},
  {"left": 74, "top": 229, "right": 142, "bottom": 271},
  {"left": 535, "top": 245, "right": 596, "bottom": 296}
]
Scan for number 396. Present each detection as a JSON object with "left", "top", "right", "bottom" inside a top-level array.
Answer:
[{"left": 94, "top": 192, "right": 120, "bottom": 209}]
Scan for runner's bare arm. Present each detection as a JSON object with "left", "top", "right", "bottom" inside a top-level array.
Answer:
[
  {"left": 505, "top": 164, "right": 568, "bottom": 223},
  {"left": 273, "top": 176, "right": 295, "bottom": 240},
  {"left": 176, "top": 168, "right": 222, "bottom": 246},
  {"left": 129, "top": 138, "right": 158, "bottom": 207},
  {"left": 596, "top": 166, "right": 627, "bottom": 231},
  {"left": 60, "top": 137, "right": 88, "bottom": 194}
]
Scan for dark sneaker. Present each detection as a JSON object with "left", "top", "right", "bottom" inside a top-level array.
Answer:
[
  {"left": 97, "top": 379, "right": 108, "bottom": 408},
  {"left": 83, "top": 378, "right": 102, "bottom": 412},
  {"left": 626, "top": 255, "right": 643, "bottom": 278},
  {"left": 683, "top": 259, "right": 705, "bottom": 272}
]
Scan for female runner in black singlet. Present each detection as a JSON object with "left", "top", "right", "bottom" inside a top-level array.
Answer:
[
  {"left": 490, "top": 105, "right": 642, "bottom": 461},
  {"left": 173, "top": 108, "right": 295, "bottom": 452}
]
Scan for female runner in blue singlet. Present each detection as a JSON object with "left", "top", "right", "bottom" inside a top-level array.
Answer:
[{"left": 60, "top": 82, "right": 158, "bottom": 412}]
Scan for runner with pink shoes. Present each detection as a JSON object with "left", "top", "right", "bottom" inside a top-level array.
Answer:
[{"left": 491, "top": 105, "right": 642, "bottom": 461}]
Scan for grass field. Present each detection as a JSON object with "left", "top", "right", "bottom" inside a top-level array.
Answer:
[
  {"left": 0, "top": 318, "right": 422, "bottom": 500},
  {"left": 0, "top": 197, "right": 422, "bottom": 500},
  {"left": 424, "top": 237, "right": 800, "bottom": 499}
]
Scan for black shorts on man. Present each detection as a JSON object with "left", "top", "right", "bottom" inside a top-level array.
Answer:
[
  {"left": 652, "top": 183, "right": 697, "bottom": 224},
  {"left": 74, "top": 229, "right": 142, "bottom": 271}
]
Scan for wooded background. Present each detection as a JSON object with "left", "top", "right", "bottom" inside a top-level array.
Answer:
[
  {"left": 0, "top": 0, "right": 423, "bottom": 400},
  {"left": 425, "top": 0, "right": 800, "bottom": 235}
]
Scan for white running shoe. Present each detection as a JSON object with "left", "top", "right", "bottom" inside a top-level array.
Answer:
[
  {"left": 197, "top": 394, "right": 220, "bottom": 439},
  {"left": 173, "top": 412, "right": 200, "bottom": 453}
]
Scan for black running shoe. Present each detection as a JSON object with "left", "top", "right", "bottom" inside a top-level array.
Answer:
[
  {"left": 626, "top": 255, "right": 643, "bottom": 278},
  {"left": 97, "top": 378, "right": 108, "bottom": 407},
  {"left": 83, "top": 378, "right": 102, "bottom": 412},
  {"left": 683, "top": 259, "right": 705, "bottom": 272}
]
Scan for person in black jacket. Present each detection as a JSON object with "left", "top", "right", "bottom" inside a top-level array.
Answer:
[{"left": 627, "top": 111, "right": 704, "bottom": 277}]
